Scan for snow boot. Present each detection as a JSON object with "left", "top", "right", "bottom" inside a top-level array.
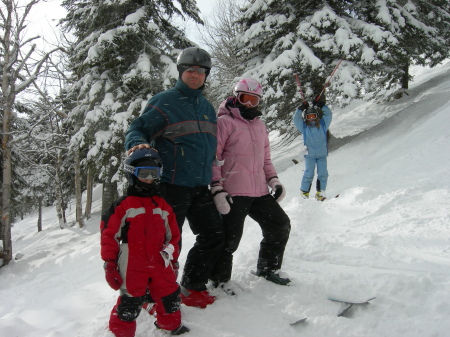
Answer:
[
  {"left": 301, "top": 191, "right": 309, "bottom": 199},
  {"left": 180, "top": 287, "right": 215, "bottom": 308},
  {"left": 315, "top": 191, "right": 326, "bottom": 201},
  {"left": 253, "top": 270, "right": 291, "bottom": 286},
  {"left": 154, "top": 322, "right": 190, "bottom": 335}
]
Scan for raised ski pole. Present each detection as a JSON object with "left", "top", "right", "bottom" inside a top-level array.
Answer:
[
  {"left": 315, "top": 59, "right": 343, "bottom": 103},
  {"left": 294, "top": 72, "right": 307, "bottom": 103}
]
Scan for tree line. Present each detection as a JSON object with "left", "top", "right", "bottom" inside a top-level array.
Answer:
[{"left": 1, "top": 0, "right": 449, "bottom": 267}]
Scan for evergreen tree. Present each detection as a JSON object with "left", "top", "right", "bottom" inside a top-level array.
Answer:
[
  {"left": 234, "top": 0, "right": 372, "bottom": 137},
  {"left": 353, "top": 0, "right": 450, "bottom": 94},
  {"left": 232, "top": 0, "right": 450, "bottom": 138},
  {"left": 60, "top": 0, "right": 202, "bottom": 213}
]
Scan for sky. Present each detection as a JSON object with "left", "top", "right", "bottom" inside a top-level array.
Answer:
[
  {"left": 30, "top": 0, "right": 220, "bottom": 47},
  {"left": 1, "top": 59, "right": 449, "bottom": 337}
]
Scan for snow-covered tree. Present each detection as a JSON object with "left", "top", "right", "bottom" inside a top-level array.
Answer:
[
  {"left": 352, "top": 0, "right": 450, "bottom": 94},
  {"left": 232, "top": 0, "right": 450, "bottom": 138},
  {"left": 233, "top": 1, "right": 369, "bottom": 136},
  {"left": 60, "top": 0, "right": 203, "bottom": 214},
  {"left": 0, "top": 0, "right": 61, "bottom": 266}
]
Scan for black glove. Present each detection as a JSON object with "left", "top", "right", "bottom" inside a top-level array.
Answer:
[
  {"left": 313, "top": 94, "right": 326, "bottom": 108},
  {"left": 297, "top": 101, "right": 309, "bottom": 111}
]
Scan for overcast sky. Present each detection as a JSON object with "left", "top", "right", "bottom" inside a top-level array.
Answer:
[{"left": 29, "top": 0, "right": 219, "bottom": 48}]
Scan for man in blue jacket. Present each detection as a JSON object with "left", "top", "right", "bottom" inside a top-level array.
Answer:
[{"left": 125, "top": 47, "right": 223, "bottom": 309}]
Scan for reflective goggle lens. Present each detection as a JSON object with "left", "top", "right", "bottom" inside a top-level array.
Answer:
[
  {"left": 134, "top": 167, "right": 161, "bottom": 180},
  {"left": 184, "top": 67, "right": 207, "bottom": 74},
  {"left": 237, "top": 93, "right": 260, "bottom": 107},
  {"left": 305, "top": 113, "right": 317, "bottom": 121}
]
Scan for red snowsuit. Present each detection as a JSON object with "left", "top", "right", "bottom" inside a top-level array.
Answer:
[{"left": 100, "top": 191, "right": 181, "bottom": 337}]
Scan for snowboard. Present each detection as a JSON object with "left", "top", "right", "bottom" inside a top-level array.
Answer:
[{"left": 328, "top": 296, "right": 376, "bottom": 317}]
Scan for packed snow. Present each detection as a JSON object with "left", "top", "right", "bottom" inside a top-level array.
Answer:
[{"left": 1, "top": 60, "right": 450, "bottom": 337}]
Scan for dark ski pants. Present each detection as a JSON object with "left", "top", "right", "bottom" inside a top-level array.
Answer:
[
  {"left": 159, "top": 183, "right": 224, "bottom": 291},
  {"left": 210, "top": 194, "right": 291, "bottom": 283}
]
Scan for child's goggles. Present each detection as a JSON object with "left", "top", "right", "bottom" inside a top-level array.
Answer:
[
  {"left": 124, "top": 164, "right": 161, "bottom": 180},
  {"left": 236, "top": 92, "right": 261, "bottom": 107},
  {"left": 305, "top": 112, "right": 318, "bottom": 121}
]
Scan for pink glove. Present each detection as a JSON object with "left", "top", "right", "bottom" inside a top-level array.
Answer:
[
  {"left": 211, "top": 185, "right": 232, "bottom": 214},
  {"left": 269, "top": 178, "right": 286, "bottom": 203},
  {"left": 104, "top": 260, "right": 123, "bottom": 290}
]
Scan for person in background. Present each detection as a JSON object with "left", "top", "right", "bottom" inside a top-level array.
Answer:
[
  {"left": 209, "top": 78, "right": 292, "bottom": 294},
  {"left": 100, "top": 149, "right": 189, "bottom": 336},
  {"left": 124, "top": 47, "right": 223, "bottom": 309},
  {"left": 293, "top": 93, "right": 333, "bottom": 201}
]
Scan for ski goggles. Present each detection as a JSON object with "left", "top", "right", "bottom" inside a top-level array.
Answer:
[
  {"left": 305, "top": 112, "right": 318, "bottom": 121},
  {"left": 124, "top": 165, "right": 161, "bottom": 180},
  {"left": 181, "top": 66, "right": 208, "bottom": 74},
  {"left": 236, "top": 92, "right": 261, "bottom": 107}
]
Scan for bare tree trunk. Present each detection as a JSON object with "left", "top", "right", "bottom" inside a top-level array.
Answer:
[
  {"left": 1, "top": 102, "right": 13, "bottom": 267},
  {"left": 401, "top": 62, "right": 409, "bottom": 89},
  {"left": 55, "top": 149, "right": 66, "bottom": 229},
  {"left": 1, "top": 1, "right": 15, "bottom": 266},
  {"left": 85, "top": 167, "right": 93, "bottom": 219},
  {"left": 74, "top": 149, "right": 84, "bottom": 228},
  {"left": 101, "top": 164, "right": 118, "bottom": 214},
  {"left": 37, "top": 197, "right": 43, "bottom": 232}
]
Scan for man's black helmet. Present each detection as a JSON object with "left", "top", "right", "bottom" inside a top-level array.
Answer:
[
  {"left": 177, "top": 47, "right": 212, "bottom": 69},
  {"left": 124, "top": 148, "right": 162, "bottom": 186}
]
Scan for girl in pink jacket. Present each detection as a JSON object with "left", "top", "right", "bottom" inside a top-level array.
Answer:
[{"left": 209, "top": 79, "right": 291, "bottom": 292}]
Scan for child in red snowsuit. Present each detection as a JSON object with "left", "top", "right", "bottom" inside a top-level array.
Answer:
[{"left": 100, "top": 148, "right": 189, "bottom": 336}]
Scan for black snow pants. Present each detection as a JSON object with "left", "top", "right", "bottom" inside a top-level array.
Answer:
[
  {"left": 210, "top": 194, "right": 291, "bottom": 283},
  {"left": 159, "top": 183, "right": 224, "bottom": 291}
]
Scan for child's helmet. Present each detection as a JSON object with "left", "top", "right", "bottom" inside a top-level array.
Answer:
[
  {"left": 302, "top": 106, "right": 320, "bottom": 122},
  {"left": 233, "top": 78, "right": 263, "bottom": 107},
  {"left": 124, "top": 148, "right": 162, "bottom": 186},
  {"left": 234, "top": 78, "right": 263, "bottom": 97}
]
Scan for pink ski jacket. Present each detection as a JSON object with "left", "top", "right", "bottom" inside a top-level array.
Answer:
[{"left": 212, "top": 98, "right": 278, "bottom": 197}]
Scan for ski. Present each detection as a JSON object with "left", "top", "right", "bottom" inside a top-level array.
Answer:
[
  {"left": 290, "top": 317, "right": 307, "bottom": 326},
  {"left": 314, "top": 193, "right": 340, "bottom": 202},
  {"left": 328, "top": 296, "right": 376, "bottom": 317}
]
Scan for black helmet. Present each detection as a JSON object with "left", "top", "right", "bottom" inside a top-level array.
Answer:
[
  {"left": 302, "top": 106, "right": 321, "bottom": 122},
  {"left": 177, "top": 47, "right": 212, "bottom": 69},
  {"left": 124, "top": 148, "right": 162, "bottom": 186}
]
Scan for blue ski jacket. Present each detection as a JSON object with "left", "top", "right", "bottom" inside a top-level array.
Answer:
[
  {"left": 125, "top": 79, "right": 217, "bottom": 188},
  {"left": 293, "top": 105, "right": 332, "bottom": 158}
]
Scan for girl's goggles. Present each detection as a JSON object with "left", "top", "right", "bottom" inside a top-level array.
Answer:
[
  {"left": 305, "top": 112, "right": 318, "bottom": 121},
  {"left": 124, "top": 165, "right": 161, "bottom": 180},
  {"left": 237, "top": 92, "right": 261, "bottom": 107}
]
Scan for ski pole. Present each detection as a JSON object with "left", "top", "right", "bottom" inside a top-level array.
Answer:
[
  {"left": 315, "top": 58, "right": 343, "bottom": 103},
  {"left": 294, "top": 72, "right": 306, "bottom": 103}
]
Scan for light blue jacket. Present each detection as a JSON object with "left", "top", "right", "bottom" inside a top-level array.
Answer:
[{"left": 293, "top": 105, "right": 332, "bottom": 158}]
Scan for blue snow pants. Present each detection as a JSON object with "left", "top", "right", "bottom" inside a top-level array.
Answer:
[{"left": 301, "top": 156, "right": 328, "bottom": 192}]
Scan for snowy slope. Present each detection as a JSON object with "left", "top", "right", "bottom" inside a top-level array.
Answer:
[{"left": 1, "top": 60, "right": 450, "bottom": 337}]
